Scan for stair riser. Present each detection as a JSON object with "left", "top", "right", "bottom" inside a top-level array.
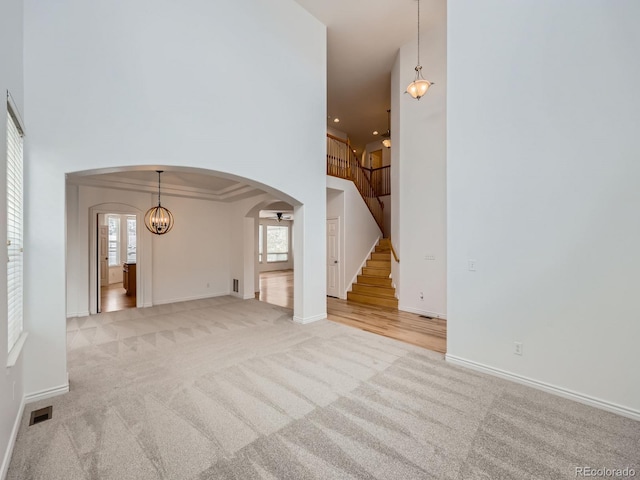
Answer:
[
  {"left": 352, "top": 284, "right": 396, "bottom": 298},
  {"left": 370, "top": 252, "right": 390, "bottom": 261},
  {"left": 362, "top": 267, "right": 389, "bottom": 277},
  {"left": 347, "top": 292, "right": 398, "bottom": 308},
  {"left": 357, "top": 275, "right": 392, "bottom": 286}
]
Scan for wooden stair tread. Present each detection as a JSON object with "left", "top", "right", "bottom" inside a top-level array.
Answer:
[
  {"left": 352, "top": 284, "right": 396, "bottom": 298},
  {"left": 357, "top": 275, "right": 392, "bottom": 286},
  {"left": 347, "top": 291, "right": 398, "bottom": 308},
  {"left": 348, "top": 238, "right": 398, "bottom": 309}
]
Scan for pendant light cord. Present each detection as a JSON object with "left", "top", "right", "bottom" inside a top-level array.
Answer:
[
  {"left": 157, "top": 170, "right": 162, "bottom": 207},
  {"left": 417, "top": 0, "right": 421, "bottom": 67}
]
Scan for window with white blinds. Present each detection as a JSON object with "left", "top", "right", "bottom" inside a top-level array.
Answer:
[{"left": 7, "top": 106, "right": 24, "bottom": 353}]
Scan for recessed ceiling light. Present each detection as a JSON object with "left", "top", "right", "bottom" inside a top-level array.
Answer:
[
  {"left": 333, "top": 118, "right": 340, "bottom": 123},
  {"left": 373, "top": 131, "right": 379, "bottom": 135}
]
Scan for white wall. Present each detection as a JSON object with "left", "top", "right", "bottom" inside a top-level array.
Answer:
[
  {"left": 391, "top": 0, "right": 447, "bottom": 319},
  {"left": 151, "top": 195, "right": 231, "bottom": 305},
  {"left": 326, "top": 177, "right": 382, "bottom": 296},
  {"left": 447, "top": 0, "right": 640, "bottom": 417},
  {"left": 0, "top": 0, "right": 25, "bottom": 475},
  {"left": 23, "top": 0, "right": 326, "bottom": 396}
]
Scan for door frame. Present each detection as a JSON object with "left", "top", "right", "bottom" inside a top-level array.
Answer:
[
  {"left": 97, "top": 222, "right": 109, "bottom": 312},
  {"left": 326, "top": 216, "right": 342, "bottom": 298},
  {"left": 89, "top": 203, "right": 152, "bottom": 314}
]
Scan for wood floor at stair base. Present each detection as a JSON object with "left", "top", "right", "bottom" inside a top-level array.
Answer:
[{"left": 327, "top": 297, "right": 446, "bottom": 354}]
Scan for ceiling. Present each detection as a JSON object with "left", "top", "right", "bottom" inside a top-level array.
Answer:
[
  {"left": 67, "top": 169, "right": 267, "bottom": 203},
  {"left": 294, "top": 0, "right": 440, "bottom": 152}
]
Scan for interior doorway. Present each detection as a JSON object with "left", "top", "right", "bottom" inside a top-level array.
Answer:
[
  {"left": 254, "top": 204, "right": 294, "bottom": 309},
  {"left": 326, "top": 217, "right": 340, "bottom": 298},
  {"left": 97, "top": 213, "right": 138, "bottom": 313}
]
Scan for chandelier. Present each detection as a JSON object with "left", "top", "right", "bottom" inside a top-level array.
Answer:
[{"left": 144, "top": 170, "right": 174, "bottom": 235}]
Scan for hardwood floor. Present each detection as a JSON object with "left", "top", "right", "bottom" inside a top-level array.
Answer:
[
  {"left": 257, "top": 270, "right": 294, "bottom": 309},
  {"left": 326, "top": 298, "right": 446, "bottom": 353},
  {"left": 100, "top": 282, "right": 136, "bottom": 313},
  {"left": 257, "top": 269, "right": 447, "bottom": 353}
]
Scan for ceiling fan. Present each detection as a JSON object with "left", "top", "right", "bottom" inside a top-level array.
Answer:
[{"left": 270, "top": 212, "right": 292, "bottom": 222}]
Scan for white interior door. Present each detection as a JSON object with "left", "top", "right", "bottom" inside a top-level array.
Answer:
[
  {"left": 327, "top": 218, "right": 340, "bottom": 298},
  {"left": 98, "top": 224, "right": 108, "bottom": 312}
]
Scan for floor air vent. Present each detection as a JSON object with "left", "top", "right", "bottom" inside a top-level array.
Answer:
[
  {"left": 419, "top": 315, "right": 434, "bottom": 319},
  {"left": 29, "top": 406, "right": 53, "bottom": 426}
]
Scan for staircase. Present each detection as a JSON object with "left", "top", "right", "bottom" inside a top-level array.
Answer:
[{"left": 347, "top": 238, "right": 398, "bottom": 308}]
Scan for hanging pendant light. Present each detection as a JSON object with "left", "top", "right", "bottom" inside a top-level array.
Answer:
[
  {"left": 276, "top": 212, "right": 283, "bottom": 222},
  {"left": 381, "top": 109, "right": 391, "bottom": 148},
  {"left": 406, "top": 0, "right": 434, "bottom": 100},
  {"left": 144, "top": 170, "right": 174, "bottom": 235}
]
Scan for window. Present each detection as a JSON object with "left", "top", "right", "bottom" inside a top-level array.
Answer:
[
  {"left": 106, "top": 214, "right": 136, "bottom": 266},
  {"left": 7, "top": 105, "right": 24, "bottom": 352},
  {"left": 258, "top": 225, "right": 263, "bottom": 263},
  {"left": 267, "top": 225, "right": 288, "bottom": 262},
  {"left": 107, "top": 215, "right": 120, "bottom": 266},
  {"left": 126, "top": 216, "right": 136, "bottom": 263}
]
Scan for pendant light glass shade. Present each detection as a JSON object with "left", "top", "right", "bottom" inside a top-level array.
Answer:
[
  {"left": 144, "top": 171, "right": 174, "bottom": 235},
  {"left": 406, "top": 66, "right": 432, "bottom": 100},
  {"left": 406, "top": 0, "right": 433, "bottom": 100}
]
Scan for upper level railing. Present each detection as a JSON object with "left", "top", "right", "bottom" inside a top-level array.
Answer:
[
  {"left": 365, "top": 165, "right": 390, "bottom": 197},
  {"left": 327, "top": 134, "right": 385, "bottom": 234}
]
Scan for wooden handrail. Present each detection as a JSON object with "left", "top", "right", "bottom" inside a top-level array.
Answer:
[
  {"left": 389, "top": 239, "right": 399, "bottom": 263},
  {"left": 327, "top": 133, "right": 348, "bottom": 143}
]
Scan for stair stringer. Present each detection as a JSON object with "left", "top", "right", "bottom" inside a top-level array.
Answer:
[{"left": 346, "top": 236, "right": 381, "bottom": 296}]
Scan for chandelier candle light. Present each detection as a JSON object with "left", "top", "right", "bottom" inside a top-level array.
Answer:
[
  {"left": 406, "top": 0, "right": 433, "bottom": 100},
  {"left": 144, "top": 170, "right": 174, "bottom": 235}
]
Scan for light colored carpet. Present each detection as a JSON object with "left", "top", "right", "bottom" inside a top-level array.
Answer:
[{"left": 7, "top": 296, "right": 639, "bottom": 479}]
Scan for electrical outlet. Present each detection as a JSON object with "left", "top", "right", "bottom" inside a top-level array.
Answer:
[
  {"left": 206, "top": 282, "right": 210, "bottom": 288},
  {"left": 514, "top": 342, "right": 523, "bottom": 356},
  {"left": 468, "top": 259, "right": 477, "bottom": 271},
  {"left": 419, "top": 291, "right": 424, "bottom": 300}
]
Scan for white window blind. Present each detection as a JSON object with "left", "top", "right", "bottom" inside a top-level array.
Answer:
[{"left": 7, "top": 107, "right": 24, "bottom": 353}]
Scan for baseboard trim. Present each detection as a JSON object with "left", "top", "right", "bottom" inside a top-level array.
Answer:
[
  {"left": 293, "top": 313, "right": 327, "bottom": 325},
  {"left": 24, "top": 383, "right": 70, "bottom": 404},
  {"left": 1, "top": 397, "right": 25, "bottom": 480},
  {"left": 399, "top": 305, "right": 447, "bottom": 320},
  {"left": 153, "top": 291, "right": 229, "bottom": 306},
  {"left": 445, "top": 354, "right": 640, "bottom": 421},
  {"left": 66, "top": 310, "right": 89, "bottom": 319}
]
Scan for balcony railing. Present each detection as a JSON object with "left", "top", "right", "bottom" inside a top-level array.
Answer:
[{"left": 327, "top": 134, "right": 385, "bottom": 234}]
